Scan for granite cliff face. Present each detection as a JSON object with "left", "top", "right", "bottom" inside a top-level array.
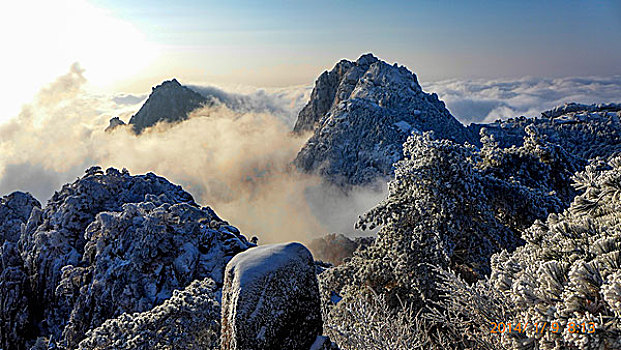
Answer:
[
  {"left": 128, "top": 79, "right": 211, "bottom": 133},
  {"left": 293, "top": 54, "right": 476, "bottom": 187}
]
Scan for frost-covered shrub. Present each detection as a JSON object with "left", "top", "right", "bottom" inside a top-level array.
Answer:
[
  {"left": 0, "top": 192, "right": 40, "bottom": 350},
  {"left": 468, "top": 103, "right": 621, "bottom": 162},
  {"left": 323, "top": 288, "right": 431, "bottom": 350},
  {"left": 18, "top": 167, "right": 197, "bottom": 344},
  {"left": 0, "top": 167, "right": 252, "bottom": 349},
  {"left": 435, "top": 156, "right": 621, "bottom": 349},
  {"left": 322, "top": 131, "right": 566, "bottom": 310},
  {"left": 60, "top": 201, "right": 252, "bottom": 348},
  {"left": 478, "top": 124, "right": 579, "bottom": 227},
  {"left": 78, "top": 278, "right": 220, "bottom": 350}
]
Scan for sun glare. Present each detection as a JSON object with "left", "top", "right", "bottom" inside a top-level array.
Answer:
[{"left": 0, "top": 0, "right": 159, "bottom": 121}]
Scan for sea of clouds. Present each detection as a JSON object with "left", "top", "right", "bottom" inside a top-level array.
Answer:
[
  {"left": 426, "top": 75, "right": 621, "bottom": 124},
  {"left": 0, "top": 65, "right": 619, "bottom": 243},
  {"left": 0, "top": 65, "right": 382, "bottom": 244}
]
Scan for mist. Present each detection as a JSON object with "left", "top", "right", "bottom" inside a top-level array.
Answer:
[{"left": 0, "top": 65, "right": 385, "bottom": 244}]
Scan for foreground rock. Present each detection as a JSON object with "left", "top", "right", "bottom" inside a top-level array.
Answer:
[
  {"left": 293, "top": 53, "right": 476, "bottom": 187},
  {"left": 221, "top": 242, "right": 322, "bottom": 350}
]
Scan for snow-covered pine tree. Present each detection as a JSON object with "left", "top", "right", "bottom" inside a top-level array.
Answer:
[
  {"left": 434, "top": 156, "right": 621, "bottom": 350},
  {"left": 321, "top": 127, "right": 590, "bottom": 349}
]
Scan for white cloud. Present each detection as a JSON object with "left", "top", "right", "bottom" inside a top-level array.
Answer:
[
  {"left": 0, "top": 0, "right": 159, "bottom": 121},
  {"left": 425, "top": 75, "right": 621, "bottom": 124},
  {"left": 3, "top": 67, "right": 618, "bottom": 244},
  {"left": 0, "top": 67, "right": 371, "bottom": 245},
  {"left": 189, "top": 84, "right": 312, "bottom": 128}
]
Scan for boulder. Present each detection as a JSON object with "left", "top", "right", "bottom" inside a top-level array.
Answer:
[{"left": 221, "top": 242, "right": 322, "bottom": 350}]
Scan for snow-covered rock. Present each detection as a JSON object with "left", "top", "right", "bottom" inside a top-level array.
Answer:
[
  {"left": 128, "top": 78, "right": 212, "bottom": 133},
  {"left": 540, "top": 102, "right": 621, "bottom": 118},
  {"left": 293, "top": 53, "right": 476, "bottom": 187},
  {"left": 0, "top": 192, "right": 39, "bottom": 350},
  {"left": 60, "top": 201, "right": 252, "bottom": 348},
  {"left": 221, "top": 242, "right": 322, "bottom": 350},
  {"left": 5, "top": 166, "right": 252, "bottom": 349},
  {"left": 78, "top": 278, "right": 221, "bottom": 350},
  {"left": 0, "top": 191, "right": 40, "bottom": 243}
]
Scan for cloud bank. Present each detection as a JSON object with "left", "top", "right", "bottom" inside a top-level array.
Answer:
[
  {"left": 425, "top": 75, "right": 621, "bottom": 124},
  {"left": 2, "top": 67, "right": 618, "bottom": 244},
  {"left": 0, "top": 66, "right": 378, "bottom": 244},
  {"left": 189, "top": 84, "right": 312, "bottom": 129}
]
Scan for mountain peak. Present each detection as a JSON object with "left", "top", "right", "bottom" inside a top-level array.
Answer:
[
  {"left": 356, "top": 53, "right": 379, "bottom": 65},
  {"left": 129, "top": 79, "right": 211, "bottom": 133},
  {"left": 151, "top": 78, "right": 182, "bottom": 91},
  {"left": 293, "top": 54, "right": 424, "bottom": 134},
  {"left": 293, "top": 54, "right": 475, "bottom": 186}
]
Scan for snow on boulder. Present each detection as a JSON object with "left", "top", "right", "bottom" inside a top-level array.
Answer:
[{"left": 221, "top": 242, "right": 322, "bottom": 350}]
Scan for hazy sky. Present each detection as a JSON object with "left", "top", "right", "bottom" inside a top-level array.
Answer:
[{"left": 1, "top": 0, "right": 620, "bottom": 119}]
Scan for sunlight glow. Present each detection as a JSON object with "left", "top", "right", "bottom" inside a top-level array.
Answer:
[{"left": 0, "top": 0, "right": 159, "bottom": 120}]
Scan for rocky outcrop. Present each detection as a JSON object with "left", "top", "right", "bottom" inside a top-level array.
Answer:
[
  {"left": 221, "top": 242, "right": 322, "bottom": 350},
  {"left": 128, "top": 79, "right": 211, "bottom": 134},
  {"left": 0, "top": 191, "right": 40, "bottom": 243},
  {"left": 0, "top": 166, "right": 253, "bottom": 349},
  {"left": 78, "top": 278, "right": 221, "bottom": 350},
  {"left": 104, "top": 117, "right": 125, "bottom": 132},
  {"left": 540, "top": 102, "right": 621, "bottom": 118},
  {"left": 60, "top": 201, "right": 252, "bottom": 348},
  {"left": 309, "top": 233, "right": 374, "bottom": 266},
  {"left": 0, "top": 192, "right": 39, "bottom": 350},
  {"left": 293, "top": 53, "right": 476, "bottom": 187}
]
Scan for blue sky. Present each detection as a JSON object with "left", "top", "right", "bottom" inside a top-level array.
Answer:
[
  {"left": 1, "top": 0, "right": 620, "bottom": 119},
  {"left": 85, "top": 0, "right": 621, "bottom": 85}
]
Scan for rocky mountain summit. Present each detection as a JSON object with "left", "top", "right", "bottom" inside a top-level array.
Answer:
[
  {"left": 293, "top": 53, "right": 476, "bottom": 187},
  {"left": 128, "top": 79, "right": 211, "bottom": 133}
]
